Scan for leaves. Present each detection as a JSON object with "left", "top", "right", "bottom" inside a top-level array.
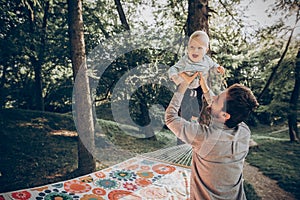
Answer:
[{"left": 0, "top": 0, "right": 299, "bottom": 125}]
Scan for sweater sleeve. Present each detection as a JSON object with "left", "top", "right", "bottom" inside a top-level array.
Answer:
[
  {"left": 205, "top": 55, "right": 219, "bottom": 69},
  {"left": 165, "top": 92, "right": 206, "bottom": 144},
  {"left": 168, "top": 57, "right": 187, "bottom": 86}
]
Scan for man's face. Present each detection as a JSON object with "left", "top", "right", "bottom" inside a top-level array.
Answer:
[
  {"left": 207, "top": 90, "right": 228, "bottom": 122},
  {"left": 188, "top": 38, "right": 208, "bottom": 63}
]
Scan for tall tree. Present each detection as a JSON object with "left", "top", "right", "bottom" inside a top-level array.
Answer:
[
  {"left": 26, "top": 0, "right": 48, "bottom": 111},
  {"left": 288, "top": 49, "right": 300, "bottom": 142},
  {"left": 186, "top": 0, "right": 209, "bottom": 36},
  {"left": 67, "top": 0, "right": 96, "bottom": 175}
]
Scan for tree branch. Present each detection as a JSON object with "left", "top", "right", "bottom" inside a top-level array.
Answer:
[
  {"left": 257, "top": 13, "right": 299, "bottom": 101},
  {"left": 114, "top": 0, "right": 130, "bottom": 30}
]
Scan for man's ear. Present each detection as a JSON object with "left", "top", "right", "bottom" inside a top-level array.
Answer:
[{"left": 222, "top": 112, "right": 231, "bottom": 121}]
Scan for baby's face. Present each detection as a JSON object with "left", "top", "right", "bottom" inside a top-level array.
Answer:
[{"left": 188, "top": 38, "right": 208, "bottom": 63}]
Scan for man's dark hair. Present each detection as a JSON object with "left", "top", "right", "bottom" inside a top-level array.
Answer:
[{"left": 223, "top": 84, "right": 259, "bottom": 128}]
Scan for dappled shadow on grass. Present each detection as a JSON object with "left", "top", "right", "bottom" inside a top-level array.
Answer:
[
  {"left": 0, "top": 109, "right": 78, "bottom": 193},
  {"left": 0, "top": 109, "right": 176, "bottom": 193},
  {"left": 0, "top": 108, "right": 261, "bottom": 199}
]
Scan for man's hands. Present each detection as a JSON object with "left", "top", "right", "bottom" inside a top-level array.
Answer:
[
  {"left": 176, "top": 72, "right": 198, "bottom": 94},
  {"left": 179, "top": 72, "right": 198, "bottom": 84},
  {"left": 198, "top": 72, "right": 209, "bottom": 93},
  {"left": 177, "top": 72, "right": 210, "bottom": 95}
]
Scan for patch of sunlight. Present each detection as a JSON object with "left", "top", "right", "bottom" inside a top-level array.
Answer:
[{"left": 49, "top": 130, "right": 78, "bottom": 137}]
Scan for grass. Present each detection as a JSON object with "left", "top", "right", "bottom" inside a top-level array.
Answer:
[
  {"left": 97, "top": 119, "right": 176, "bottom": 153},
  {"left": 0, "top": 109, "right": 78, "bottom": 193},
  {"left": 247, "top": 126, "right": 300, "bottom": 199},
  {"left": 1, "top": 108, "right": 298, "bottom": 200},
  {"left": 244, "top": 182, "right": 261, "bottom": 200}
]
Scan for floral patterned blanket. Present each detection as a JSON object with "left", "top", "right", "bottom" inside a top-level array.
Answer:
[{"left": 0, "top": 156, "right": 190, "bottom": 200}]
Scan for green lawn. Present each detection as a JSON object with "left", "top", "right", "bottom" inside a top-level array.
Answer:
[
  {"left": 247, "top": 126, "right": 300, "bottom": 199},
  {"left": 0, "top": 108, "right": 298, "bottom": 200}
]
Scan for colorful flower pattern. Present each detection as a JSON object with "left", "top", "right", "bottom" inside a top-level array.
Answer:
[
  {"left": 80, "top": 194, "right": 104, "bottom": 200},
  {"left": 79, "top": 175, "right": 93, "bottom": 183},
  {"left": 64, "top": 180, "right": 92, "bottom": 193},
  {"left": 136, "top": 170, "right": 154, "bottom": 178},
  {"left": 123, "top": 182, "right": 137, "bottom": 191},
  {"left": 139, "top": 186, "right": 168, "bottom": 199},
  {"left": 135, "top": 178, "right": 152, "bottom": 187},
  {"left": 152, "top": 164, "right": 176, "bottom": 174},
  {"left": 107, "top": 190, "right": 141, "bottom": 200},
  {"left": 92, "top": 188, "right": 106, "bottom": 196},
  {"left": 1, "top": 158, "right": 189, "bottom": 200},
  {"left": 11, "top": 191, "right": 31, "bottom": 200},
  {"left": 124, "top": 164, "right": 139, "bottom": 170},
  {"left": 94, "top": 179, "right": 119, "bottom": 190},
  {"left": 35, "top": 188, "right": 80, "bottom": 200},
  {"left": 94, "top": 172, "right": 106, "bottom": 179},
  {"left": 109, "top": 170, "right": 136, "bottom": 182}
]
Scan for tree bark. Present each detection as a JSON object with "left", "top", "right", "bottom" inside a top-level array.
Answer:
[
  {"left": 0, "top": 65, "right": 7, "bottom": 108},
  {"left": 67, "top": 0, "right": 96, "bottom": 175},
  {"left": 137, "top": 86, "right": 156, "bottom": 140},
  {"left": 187, "top": 0, "right": 209, "bottom": 36},
  {"left": 28, "top": 0, "right": 46, "bottom": 111},
  {"left": 288, "top": 48, "right": 300, "bottom": 142}
]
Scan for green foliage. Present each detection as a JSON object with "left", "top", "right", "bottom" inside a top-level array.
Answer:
[
  {"left": 1, "top": 0, "right": 299, "bottom": 125},
  {"left": 94, "top": 47, "right": 176, "bottom": 128},
  {"left": 1, "top": 0, "right": 298, "bottom": 197},
  {"left": 0, "top": 0, "right": 72, "bottom": 112}
]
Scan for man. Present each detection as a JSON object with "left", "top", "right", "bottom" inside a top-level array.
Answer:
[{"left": 165, "top": 73, "right": 259, "bottom": 200}]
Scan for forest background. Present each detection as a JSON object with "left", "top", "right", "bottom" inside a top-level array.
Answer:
[{"left": 0, "top": 0, "right": 299, "bottom": 198}]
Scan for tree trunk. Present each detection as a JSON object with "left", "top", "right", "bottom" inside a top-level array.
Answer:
[
  {"left": 28, "top": 1, "right": 45, "bottom": 111},
  {"left": 137, "top": 87, "right": 156, "bottom": 140},
  {"left": 187, "top": 0, "right": 209, "bottom": 36},
  {"left": 288, "top": 48, "right": 300, "bottom": 142},
  {"left": 67, "top": 0, "right": 96, "bottom": 175},
  {"left": 0, "top": 65, "right": 8, "bottom": 108}
]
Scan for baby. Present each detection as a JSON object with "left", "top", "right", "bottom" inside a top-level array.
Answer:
[{"left": 168, "top": 30, "right": 225, "bottom": 123}]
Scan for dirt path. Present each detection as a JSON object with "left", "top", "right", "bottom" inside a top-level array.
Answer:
[{"left": 243, "top": 162, "right": 296, "bottom": 200}]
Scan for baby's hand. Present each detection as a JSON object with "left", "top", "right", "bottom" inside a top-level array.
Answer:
[{"left": 217, "top": 66, "right": 225, "bottom": 75}]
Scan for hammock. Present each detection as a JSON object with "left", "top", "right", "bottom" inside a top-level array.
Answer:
[
  {"left": 1, "top": 152, "right": 191, "bottom": 200},
  {"left": 141, "top": 143, "right": 192, "bottom": 167}
]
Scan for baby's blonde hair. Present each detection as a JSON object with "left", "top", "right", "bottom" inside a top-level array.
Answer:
[{"left": 188, "top": 30, "right": 209, "bottom": 48}]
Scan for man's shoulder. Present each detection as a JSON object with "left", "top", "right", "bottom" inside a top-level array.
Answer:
[{"left": 238, "top": 122, "right": 251, "bottom": 135}]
